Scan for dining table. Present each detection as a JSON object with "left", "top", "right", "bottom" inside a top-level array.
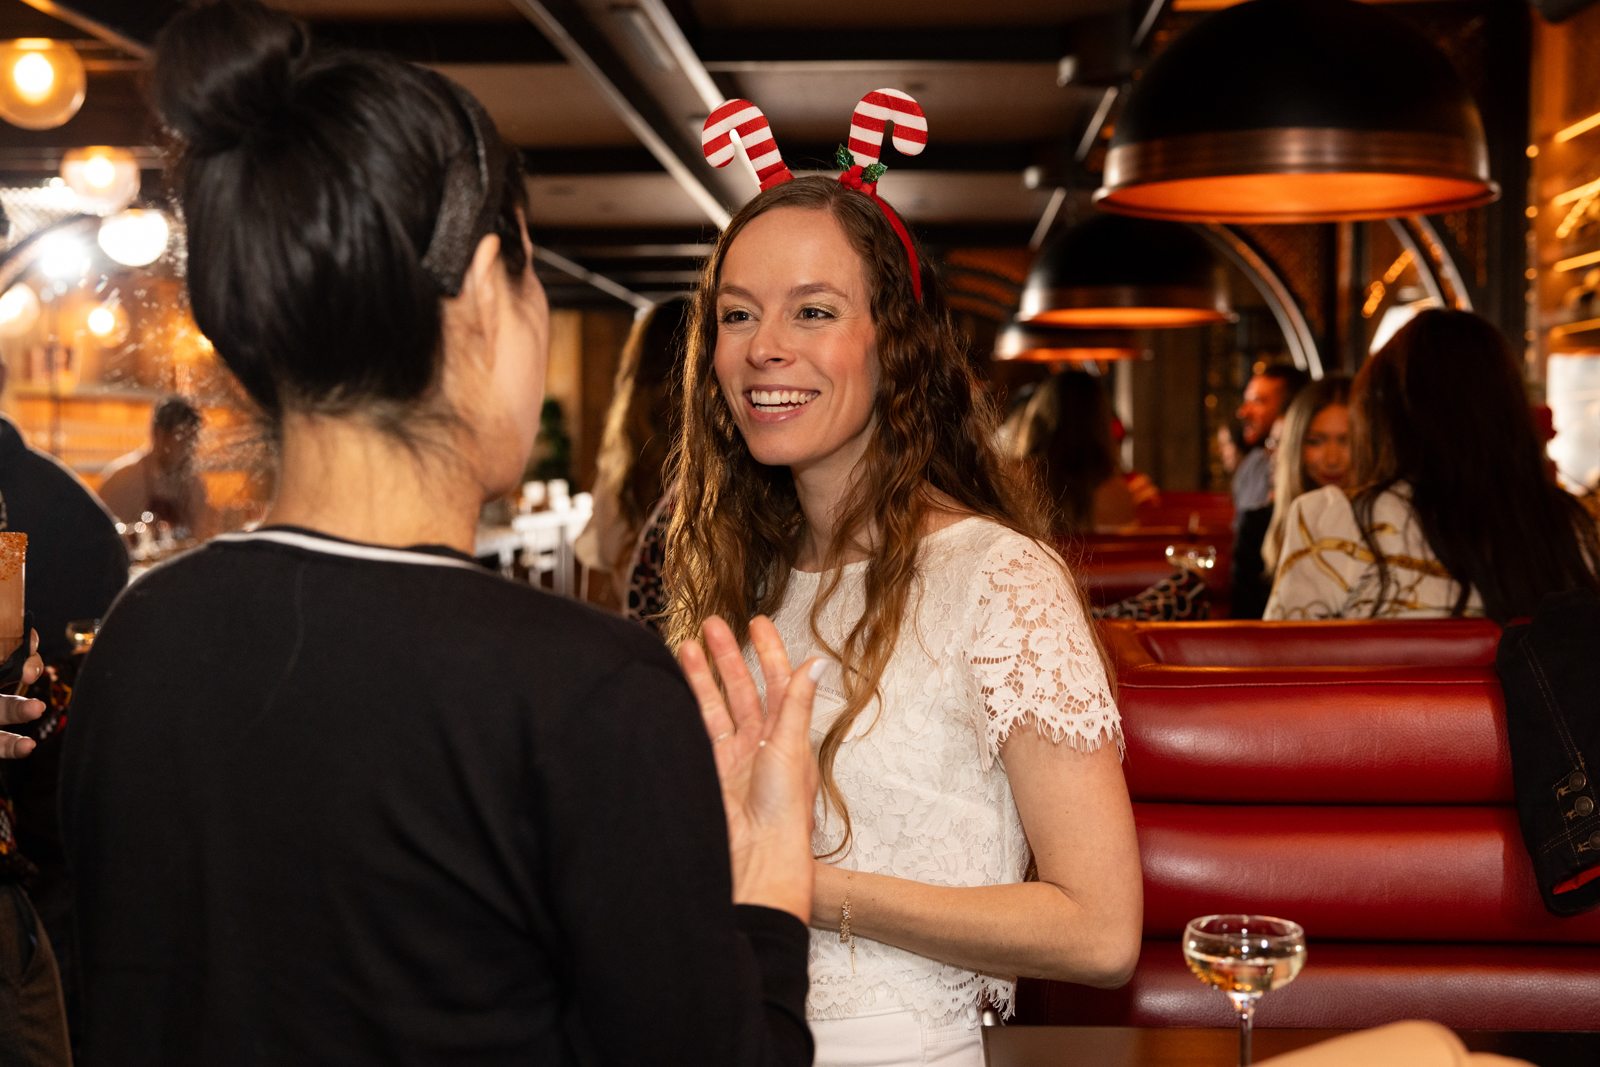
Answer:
[{"left": 980, "top": 1025, "right": 1600, "bottom": 1067}]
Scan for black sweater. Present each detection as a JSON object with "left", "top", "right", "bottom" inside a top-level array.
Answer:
[{"left": 61, "top": 527, "right": 811, "bottom": 1066}]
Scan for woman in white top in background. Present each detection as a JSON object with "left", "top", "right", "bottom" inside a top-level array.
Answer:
[
  {"left": 666, "top": 170, "right": 1142, "bottom": 1067},
  {"left": 1265, "top": 310, "right": 1600, "bottom": 623}
]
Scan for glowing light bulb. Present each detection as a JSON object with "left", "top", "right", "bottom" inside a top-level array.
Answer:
[
  {"left": 87, "top": 306, "right": 115, "bottom": 336},
  {"left": 97, "top": 209, "right": 169, "bottom": 266},
  {"left": 61, "top": 146, "right": 140, "bottom": 212},
  {"left": 0, "top": 284, "right": 39, "bottom": 338},
  {"left": 12, "top": 53, "right": 53, "bottom": 100},
  {"left": 83, "top": 154, "right": 115, "bottom": 189},
  {"left": 0, "top": 40, "right": 84, "bottom": 130},
  {"left": 38, "top": 233, "right": 86, "bottom": 279}
]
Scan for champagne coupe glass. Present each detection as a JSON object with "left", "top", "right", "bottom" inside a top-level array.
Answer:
[{"left": 1183, "top": 914, "right": 1306, "bottom": 1066}]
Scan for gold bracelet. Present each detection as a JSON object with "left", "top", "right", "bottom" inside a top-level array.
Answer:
[{"left": 840, "top": 873, "right": 855, "bottom": 973}]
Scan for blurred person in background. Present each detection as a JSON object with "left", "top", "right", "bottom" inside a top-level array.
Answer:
[
  {"left": 1231, "top": 364, "right": 1309, "bottom": 522},
  {"left": 1008, "top": 369, "right": 1136, "bottom": 534},
  {"left": 1231, "top": 377, "right": 1352, "bottom": 619},
  {"left": 98, "top": 395, "right": 218, "bottom": 541},
  {"left": 0, "top": 634, "right": 59, "bottom": 1067},
  {"left": 1266, "top": 311, "right": 1600, "bottom": 622},
  {"left": 576, "top": 296, "right": 691, "bottom": 608},
  {"left": 0, "top": 355, "right": 124, "bottom": 1063},
  {"left": 1216, "top": 420, "right": 1243, "bottom": 476}
]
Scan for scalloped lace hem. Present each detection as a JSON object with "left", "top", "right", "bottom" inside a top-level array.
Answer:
[{"left": 807, "top": 973, "right": 1016, "bottom": 1030}]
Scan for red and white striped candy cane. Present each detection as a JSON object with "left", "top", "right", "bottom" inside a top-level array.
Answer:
[
  {"left": 702, "top": 99, "right": 794, "bottom": 190},
  {"left": 847, "top": 89, "right": 928, "bottom": 168}
]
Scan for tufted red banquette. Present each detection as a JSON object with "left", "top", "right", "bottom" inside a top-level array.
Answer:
[
  {"left": 1100, "top": 618, "right": 1502, "bottom": 669},
  {"left": 1013, "top": 657, "right": 1600, "bottom": 1031}
]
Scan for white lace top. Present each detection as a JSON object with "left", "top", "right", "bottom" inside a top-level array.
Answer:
[{"left": 746, "top": 517, "right": 1120, "bottom": 1031}]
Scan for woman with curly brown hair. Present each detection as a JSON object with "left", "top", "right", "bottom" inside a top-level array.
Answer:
[{"left": 666, "top": 147, "right": 1142, "bottom": 1064}]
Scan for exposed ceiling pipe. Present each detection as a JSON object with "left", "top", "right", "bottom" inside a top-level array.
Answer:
[
  {"left": 14, "top": 0, "right": 155, "bottom": 59},
  {"left": 532, "top": 243, "right": 654, "bottom": 311},
  {"left": 510, "top": 0, "right": 744, "bottom": 228}
]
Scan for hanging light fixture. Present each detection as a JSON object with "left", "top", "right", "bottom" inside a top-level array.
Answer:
[
  {"left": 0, "top": 39, "right": 85, "bottom": 131},
  {"left": 85, "top": 299, "right": 130, "bottom": 346},
  {"left": 992, "top": 322, "right": 1141, "bottom": 362},
  {"left": 1094, "top": 0, "right": 1498, "bottom": 223},
  {"left": 1018, "top": 212, "right": 1230, "bottom": 327},
  {"left": 0, "top": 284, "right": 40, "bottom": 339},
  {"left": 98, "top": 209, "right": 170, "bottom": 267},
  {"left": 62, "top": 147, "right": 141, "bottom": 213}
]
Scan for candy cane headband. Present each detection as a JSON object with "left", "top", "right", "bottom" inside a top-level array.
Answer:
[{"left": 701, "top": 89, "right": 928, "bottom": 302}]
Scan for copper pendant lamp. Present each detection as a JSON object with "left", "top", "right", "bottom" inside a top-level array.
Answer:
[
  {"left": 1094, "top": 0, "right": 1498, "bottom": 223},
  {"left": 1018, "top": 213, "right": 1230, "bottom": 328},
  {"left": 992, "top": 322, "right": 1141, "bottom": 362}
]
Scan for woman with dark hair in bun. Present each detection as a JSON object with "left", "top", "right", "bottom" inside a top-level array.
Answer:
[{"left": 60, "top": 3, "right": 820, "bottom": 1063}]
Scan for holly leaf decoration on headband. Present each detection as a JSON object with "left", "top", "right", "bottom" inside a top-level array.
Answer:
[{"left": 834, "top": 143, "right": 889, "bottom": 184}]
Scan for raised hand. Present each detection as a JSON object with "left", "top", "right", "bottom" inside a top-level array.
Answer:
[{"left": 678, "top": 615, "right": 821, "bottom": 923}]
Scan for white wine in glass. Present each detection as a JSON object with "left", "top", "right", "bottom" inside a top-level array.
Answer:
[{"left": 1183, "top": 914, "right": 1306, "bottom": 1066}]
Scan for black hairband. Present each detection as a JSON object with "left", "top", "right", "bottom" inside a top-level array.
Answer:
[{"left": 419, "top": 77, "right": 509, "bottom": 297}]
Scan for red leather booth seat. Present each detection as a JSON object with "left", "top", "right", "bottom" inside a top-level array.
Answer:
[
  {"left": 1101, "top": 618, "right": 1502, "bottom": 668},
  {"left": 1134, "top": 490, "right": 1235, "bottom": 533},
  {"left": 1013, "top": 661, "right": 1599, "bottom": 1031}
]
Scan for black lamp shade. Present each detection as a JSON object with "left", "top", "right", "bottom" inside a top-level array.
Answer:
[
  {"left": 993, "top": 322, "right": 1142, "bottom": 362},
  {"left": 1018, "top": 213, "right": 1230, "bottom": 328},
  {"left": 1094, "top": 0, "right": 1498, "bottom": 223}
]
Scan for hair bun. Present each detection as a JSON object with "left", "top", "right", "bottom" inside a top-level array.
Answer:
[{"left": 150, "top": 0, "right": 311, "bottom": 153}]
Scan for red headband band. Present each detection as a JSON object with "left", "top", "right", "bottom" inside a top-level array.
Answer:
[{"left": 702, "top": 89, "right": 929, "bottom": 303}]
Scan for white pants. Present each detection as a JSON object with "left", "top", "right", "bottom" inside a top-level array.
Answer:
[{"left": 810, "top": 1010, "right": 985, "bottom": 1067}]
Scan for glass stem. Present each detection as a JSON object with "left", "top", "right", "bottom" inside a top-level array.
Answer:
[{"left": 1229, "top": 993, "right": 1259, "bottom": 1067}]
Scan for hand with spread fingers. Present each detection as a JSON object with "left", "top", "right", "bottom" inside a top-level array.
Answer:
[
  {"left": 679, "top": 614, "right": 821, "bottom": 923},
  {"left": 0, "top": 629, "right": 46, "bottom": 759}
]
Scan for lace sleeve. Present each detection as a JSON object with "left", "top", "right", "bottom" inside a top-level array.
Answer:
[{"left": 966, "top": 534, "right": 1121, "bottom": 769}]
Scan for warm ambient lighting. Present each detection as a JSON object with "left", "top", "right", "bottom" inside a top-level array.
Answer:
[
  {"left": 0, "top": 284, "right": 39, "bottom": 338},
  {"left": 85, "top": 301, "right": 129, "bottom": 345},
  {"left": 97, "top": 209, "right": 169, "bottom": 266},
  {"left": 1556, "top": 111, "right": 1600, "bottom": 144},
  {"left": 37, "top": 232, "right": 88, "bottom": 279},
  {"left": 0, "top": 39, "right": 85, "bottom": 131},
  {"left": 1554, "top": 176, "right": 1600, "bottom": 206},
  {"left": 1018, "top": 213, "right": 1231, "bottom": 329},
  {"left": 1029, "top": 306, "right": 1225, "bottom": 327},
  {"left": 61, "top": 147, "right": 140, "bottom": 213},
  {"left": 1555, "top": 250, "right": 1600, "bottom": 273},
  {"left": 1551, "top": 317, "right": 1600, "bottom": 338},
  {"left": 1094, "top": 0, "right": 1498, "bottom": 223},
  {"left": 993, "top": 322, "right": 1142, "bottom": 362}
]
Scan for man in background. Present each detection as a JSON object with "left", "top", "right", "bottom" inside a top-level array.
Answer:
[
  {"left": 1232, "top": 364, "right": 1310, "bottom": 521},
  {"left": 98, "top": 395, "right": 217, "bottom": 541}
]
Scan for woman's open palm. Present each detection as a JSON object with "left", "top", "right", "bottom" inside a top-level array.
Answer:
[{"left": 679, "top": 615, "right": 820, "bottom": 922}]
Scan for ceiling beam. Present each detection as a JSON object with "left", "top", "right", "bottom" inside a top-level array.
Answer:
[
  {"left": 309, "top": 20, "right": 564, "bottom": 65},
  {"left": 14, "top": 0, "right": 171, "bottom": 58},
  {"left": 509, "top": 0, "right": 749, "bottom": 228}
]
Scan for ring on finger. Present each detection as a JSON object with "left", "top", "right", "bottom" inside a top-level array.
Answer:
[{"left": 712, "top": 730, "right": 734, "bottom": 744}]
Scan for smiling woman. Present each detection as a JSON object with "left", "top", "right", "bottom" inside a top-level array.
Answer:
[{"left": 667, "top": 174, "right": 1143, "bottom": 1067}]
